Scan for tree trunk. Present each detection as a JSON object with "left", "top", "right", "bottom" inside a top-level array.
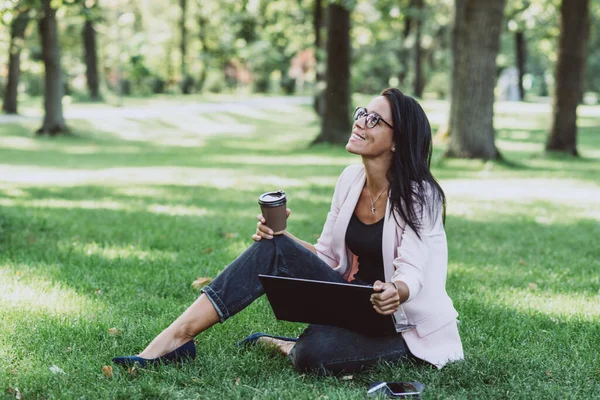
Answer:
[
  {"left": 413, "top": 0, "right": 425, "bottom": 98},
  {"left": 515, "top": 30, "right": 526, "bottom": 101},
  {"left": 397, "top": 7, "right": 413, "bottom": 87},
  {"left": 546, "top": 0, "right": 589, "bottom": 156},
  {"left": 3, "top": 9, "right": 30, "bottom": 114},
  {"left": 312, "top": 3, "right": 351, "bottom": 144},
  {"left": 37, "top": 0, "right": 68, "bottom": 135},
  {"left": 313, "top": 0, "right": 325, "bottom": 114},
  {"left": 83, "top": 18, "right": 100, "bottom": 100},
  {"left": 445, "top": 0, "right": 505, "bottom": 160},
  {"left": 180, "top": 0, "right": 192, "bottom": 94},
  {"left": 197, "top": 15, "right": 208, "bottom": 92}
]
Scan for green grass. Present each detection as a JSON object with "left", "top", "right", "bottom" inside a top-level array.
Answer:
[{"left": 1, "top": 97, "right": 599, "bottom": 399}]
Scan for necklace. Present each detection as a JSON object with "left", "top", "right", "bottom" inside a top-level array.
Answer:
[{"left": 366, "top": 183, "right": 389, "bottom": 215}]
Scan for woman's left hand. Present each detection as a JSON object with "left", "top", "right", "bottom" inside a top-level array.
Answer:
[{"left": 370, "top": 280, "right": 400, "bottom": 315}]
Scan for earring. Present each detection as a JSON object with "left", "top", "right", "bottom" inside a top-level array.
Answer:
[{"left": 391, "top": 146, "right": 395, "bottom": 152}]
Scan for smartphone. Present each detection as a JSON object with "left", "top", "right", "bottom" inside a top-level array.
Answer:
[{"left": 367, "top": 381, "right": 424, "bottom": 398}]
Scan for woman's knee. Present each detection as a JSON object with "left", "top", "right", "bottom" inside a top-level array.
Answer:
[{"left": 290, "top": 343, "right": 328, "bottom": 375}]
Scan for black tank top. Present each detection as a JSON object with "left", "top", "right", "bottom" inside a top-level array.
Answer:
[{"left": 345, "top": 213, "right": 385, "bottom": 284}]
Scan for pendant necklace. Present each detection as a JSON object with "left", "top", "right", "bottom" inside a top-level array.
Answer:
[{"left": 366, "top": 183, "right": 389, "bottom": 215}]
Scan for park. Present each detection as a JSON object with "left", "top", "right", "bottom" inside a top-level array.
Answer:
[{"left": 1, "top": 0, "right": 599, "bottom": 399}]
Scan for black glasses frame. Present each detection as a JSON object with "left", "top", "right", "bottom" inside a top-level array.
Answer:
[{"left": 353, "top": 106, "right": 394, "bottom": 129}]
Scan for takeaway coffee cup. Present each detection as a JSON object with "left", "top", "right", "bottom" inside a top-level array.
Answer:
[{"left": 258, "top": 190, "right": 287, "bottom": 234}]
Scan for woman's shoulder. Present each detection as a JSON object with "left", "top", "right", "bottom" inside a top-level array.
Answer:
[{"left": 339, "top": 164, "right": 364, "bottom": 181}]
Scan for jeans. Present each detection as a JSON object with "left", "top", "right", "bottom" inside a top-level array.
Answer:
[{"left": 202, "top": 235, "right": 413, "bottom": 375}]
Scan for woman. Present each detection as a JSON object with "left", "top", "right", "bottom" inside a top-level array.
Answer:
[{"left": 113, "top": 88, "right": 464, "bottom": 374}]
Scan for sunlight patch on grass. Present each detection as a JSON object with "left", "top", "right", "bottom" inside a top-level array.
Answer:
[
  {"left": 490, "top": 288, "right": 600, "bottom": 321},
  {"left": 70, "top": 242, "right": 179, "bottom": 262},
  {"left": 0, "top": 136, "right": 44, "bottom": 151},
  {"left": 0, "top": 268, "right": 99, "bottom": 317},
  {"left": 0, "top": 198, "right": 127, "bottom": 211},
  {"left": 0, "top": 197, "right": 214, "bottom": 218},
  {"left": 496, "top": 139, "right": 543, "bottom": 153},
  {"left": 86, "top": 114, "right": 256, "bottom": 147},
  {"left": 206, "top": 154, "right": 356, "bottom": 166},
  {"left": 444, "top": 178, "right": 600, "bottom": 207}
]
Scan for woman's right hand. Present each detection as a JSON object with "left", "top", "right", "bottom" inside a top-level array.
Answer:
[{"left": 252, "top": 209, "right": 291, "bottom": 241}]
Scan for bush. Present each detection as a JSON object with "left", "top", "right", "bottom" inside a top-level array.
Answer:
[
  {"left": 23, "top": 72, "right": 43, "bottom": 96},
  {"left": 180, "top": 75, "right": 195, "bottom": 94},
  {"left": 150, "top": 77, "right": 166, "bottom": 94}
]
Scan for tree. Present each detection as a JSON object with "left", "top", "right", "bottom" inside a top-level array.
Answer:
[
  {"left": 313, "top": 2, "right": 351, "bottom": 144},
  {"left": 313, "top": 0, "right": 325, "bottom": 114},
  {"left": 545, "top": 0, "right": 590, "bottom": 156},
  {"left": 2, "top": 8, "right": 30, "bottom": 114},
  {"left": 83, "top": 2, "right": 100, "bottom": 101},
  {"left": 413, "top": 0, "right": 425, "bottom": 97},
  {"left": 179, "top": 0, "right": 193, "bottom": 94},
  {"left": 37, "top": 0, "right": 68, "bottom": 135},
  {"left": 445, "top": 0, "right": 506, "bottom": 160},
  {"left": 514, "top": 30, "right": 526, "bottom": 100}
]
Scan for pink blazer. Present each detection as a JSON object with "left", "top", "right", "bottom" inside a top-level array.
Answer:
[{"left": 314, "top": 164, "right": 464, "bottom": 368}]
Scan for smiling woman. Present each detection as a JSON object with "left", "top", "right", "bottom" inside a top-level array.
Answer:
[{"left": 112, "top": 88, "right": 463, "bottom": 374}]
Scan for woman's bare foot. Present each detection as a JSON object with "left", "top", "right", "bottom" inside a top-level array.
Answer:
[
  {"left": 138, "top": 327, "right": 194, "bottom": 359},
  {"left": 256, "top": 337, "right": 296, "bottom": 356}
]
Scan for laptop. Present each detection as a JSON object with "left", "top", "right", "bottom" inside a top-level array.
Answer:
[{"left": 259, "top": 274, "right": 415, "bottom": 336}]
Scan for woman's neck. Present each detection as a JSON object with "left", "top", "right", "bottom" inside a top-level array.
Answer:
[{"left": 362, "top": 157, "right": 391, "bottom": 193}]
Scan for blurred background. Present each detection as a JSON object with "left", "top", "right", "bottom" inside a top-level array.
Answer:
[{"left": 0, "top": 0, "right": 598, "bottom": 158}]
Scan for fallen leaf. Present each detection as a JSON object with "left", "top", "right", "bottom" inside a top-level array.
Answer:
[
  {"left": 102, "top": 365, "right": 113, "bottom": 378},
  {"left": 50, "top": 365, "right": 65, "bottom": 374},
  {"left": 191, "top": 277, "right": 211, "bottom": 289},
  {"left": 234, "top": 377, "right": 241, "bottom": 386},
  {"left": 528, "top": 282, "right": 538, "bottom": 290},
  {"left": 127, "top": 367, "right": 138, "bottom": 377},
  {"left": 94, "top": 289, "right": 102, "bottom": 295},
  {"left": 546, "top": 370, "right": 552, "bottom": 377},
  {"left": 6, "top": 387, "right": 22, "bottom": 399},
  {"left": 223, "top": 232, "right": 238, "bottom": 239},
  {"left": 108, "top": 328, "right": 123, "bottom": 336},
  {"left": 203, "top": 248, "right": 213, "bottom": 253},
  {"left": 519, "top": 260, "right": 527, "bottom": 265},
  {"left": 341, "top": 375, "right": 353, "bottom": 380}
]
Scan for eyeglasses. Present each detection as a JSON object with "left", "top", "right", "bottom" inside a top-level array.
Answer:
[{"left": 353, "top": 107, "right": 394, "bottom": 129}]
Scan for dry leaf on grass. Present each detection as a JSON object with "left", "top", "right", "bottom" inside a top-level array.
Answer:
[
  {"left": 192, "top": 277, "right": 211, "bottom": 289},
  {"left": 234, "top": 377, "right": 241, "bottom": 386},
  {"left": 204, "top": 248, "right": 213, "bottom": 253},
  {"left": 94, "top": 289, "right": 102, "bottom": 295},
  {"left": 528, "top": 282, "right": 538, "bottom": 290},
  {"left": 108, "top": 328, "right": 123, "bottom": 336},
  {"left": 341, "top": 375, "right": 353, "bottom": 380},
  {"left": 49, "top": 365, "right": 65, "bottom": 374},
  {"left": 223, "top": 232, "right": 238, "bottom": 239},
  {"left": 102, "top": 366, "right": 113, "bottom": 378},
  {"left": 6, "top": 387, "right": 23, "bottom": 399},
  {"left": 519, "top": 260, "right": 527, "bottom": 265},
  {"left": 127, "top": 367, "right": 138, "bottom": 377}
]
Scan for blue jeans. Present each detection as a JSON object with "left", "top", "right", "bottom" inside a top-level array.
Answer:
[{"left": 202, "top": 235, "right": 413, "bottom": 375}]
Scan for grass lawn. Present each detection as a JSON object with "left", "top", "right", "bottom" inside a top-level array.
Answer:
[{"left": 1, "top": 97, "right": 599, "bottom": 399}]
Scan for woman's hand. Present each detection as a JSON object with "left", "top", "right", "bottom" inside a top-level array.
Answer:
[
  {"left": 252, "top": 208, "right": 291, "bottom": 242},
  {"left": 370, "top": 280, "right": 401, "bottom": 315}
]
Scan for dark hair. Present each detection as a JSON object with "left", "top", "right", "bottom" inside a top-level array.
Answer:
[{"left": 381, "top": 88, "right": 446, "bottom": 238}]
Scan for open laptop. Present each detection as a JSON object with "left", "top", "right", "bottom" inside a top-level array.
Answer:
[{"left": 259, "top": 274, "right": 415, "bottom": 336}]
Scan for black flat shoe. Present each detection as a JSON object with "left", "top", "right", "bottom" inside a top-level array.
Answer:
[{"left": 112, "top": 340, "right": 196, "bottom": 368}]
